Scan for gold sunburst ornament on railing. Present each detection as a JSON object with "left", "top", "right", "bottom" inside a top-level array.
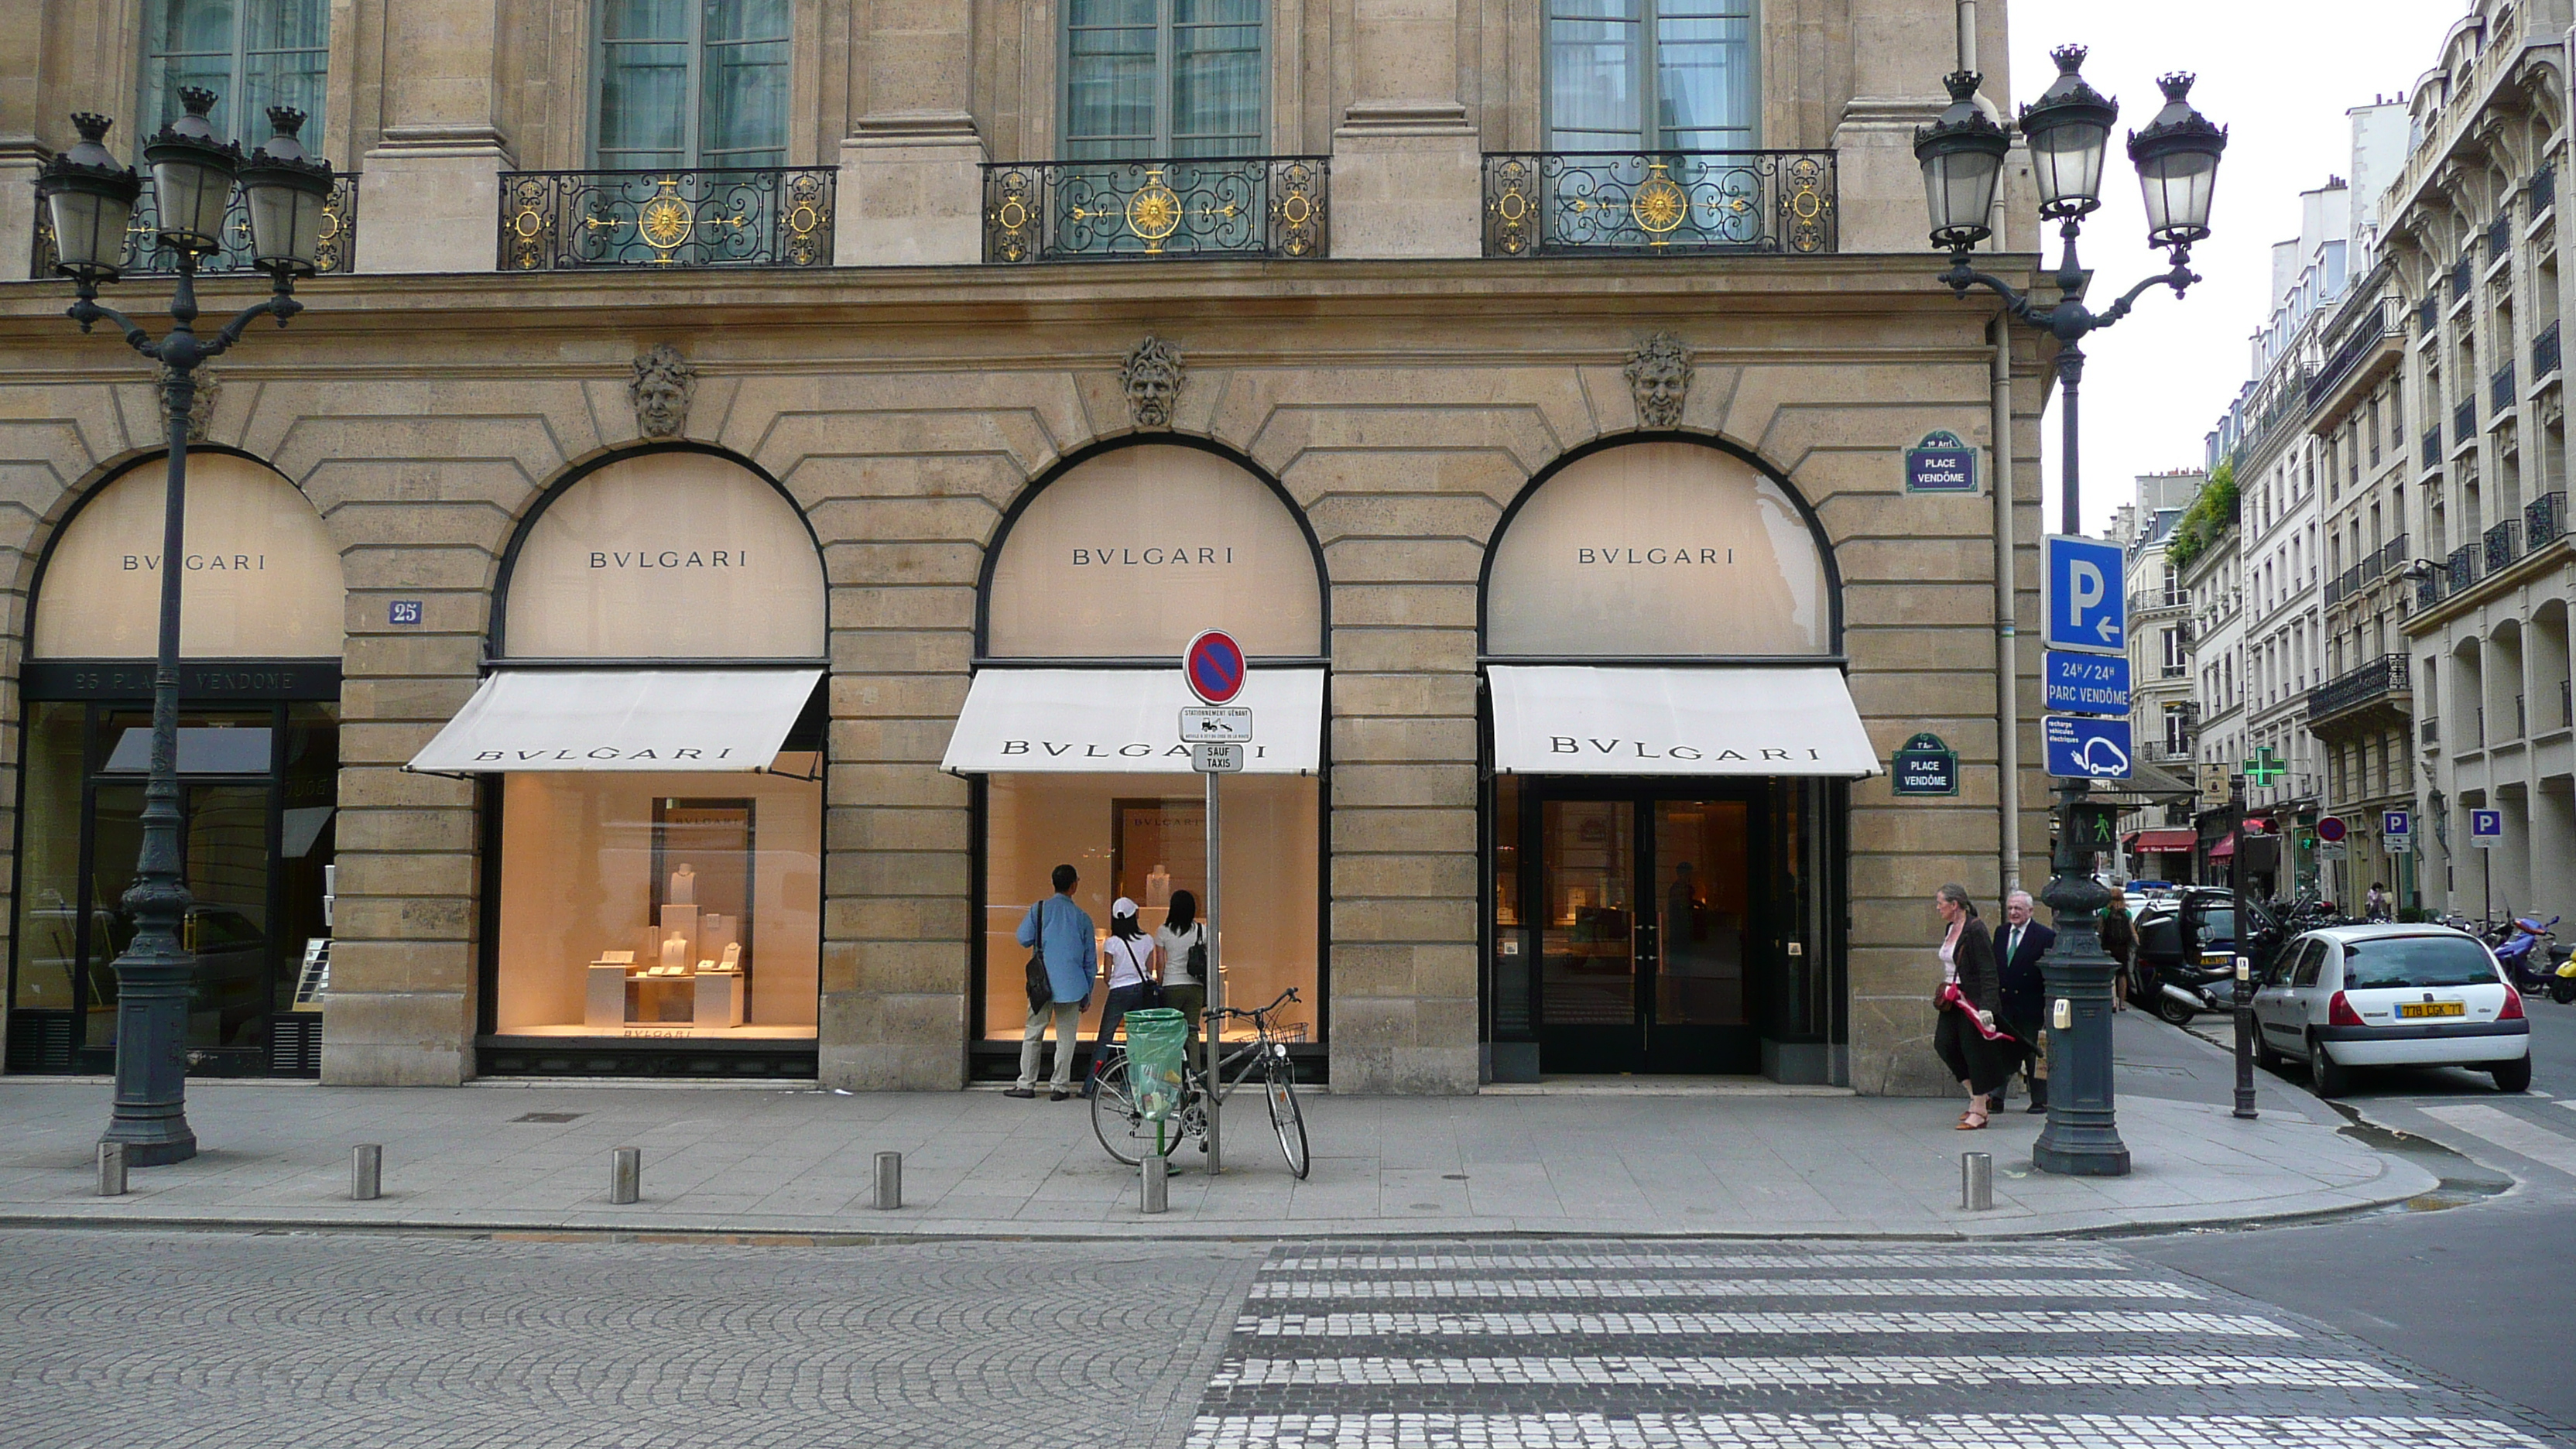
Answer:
[
  {"left": 1126, "top": 168, "right": 1183, "bottom": 251},
  {"left": 1630, "top": 160, "right": 1689, "bottom": 242}
]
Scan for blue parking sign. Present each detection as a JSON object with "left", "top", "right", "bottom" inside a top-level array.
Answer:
[
  {"left": 2470, "top": 809, "right": 2503, "bottom": 848},
  {"left": 2043, "top": 535, "right": 2127, "bottom": 656},
  {"left": 2381, "top": 809, "right": 2410, "bottom": 838},
  {"left": 2044, "top": 651, "right": 2131, "bottom": 716}
]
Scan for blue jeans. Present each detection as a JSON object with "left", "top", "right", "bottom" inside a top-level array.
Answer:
[{"left": 1086, "top": 983, "right": 1152, "bottom": 1095}]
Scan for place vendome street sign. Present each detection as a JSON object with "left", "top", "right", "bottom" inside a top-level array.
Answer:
[
  {"left": 1904, "top": 430, "right": 1979, "bottom": 494},
  {"left": 1891, "top": 732, "right": 1958, "bottom": 796}
]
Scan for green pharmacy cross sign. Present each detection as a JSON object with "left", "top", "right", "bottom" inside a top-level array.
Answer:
[{"left": 2244, "top": 745, "right": 2287, "bottom": 789}]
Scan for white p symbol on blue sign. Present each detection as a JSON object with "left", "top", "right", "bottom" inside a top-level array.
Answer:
[{"left": 2066, "top": 560, "right": 2105, "bottom": 628}]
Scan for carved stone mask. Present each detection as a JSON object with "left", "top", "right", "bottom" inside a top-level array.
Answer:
[
  {"left": 630, "top": 343, "right": 696, "bottom": 439},
  {"left": 1122, "top": 335, "right": 1185, "bottom": 430},
  {"left": 1623, "top": 332, "right": 1694, "bottom": 430}
]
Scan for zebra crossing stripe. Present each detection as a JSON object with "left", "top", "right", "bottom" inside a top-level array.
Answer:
[
  {"left": 1248, "top": 1277, "right": 2199, "bottom": 1301},
  {"left": 1211, "top": 1354, "right": 2415, "bottom": 1390},
  {"left": 1265, "top": 1252, "right": 2131, "bottom": 1273},
  {"left": 1235, "top": 1308, "right": 2299, "bottom": 1338},
  {"left": 1182, "top": 1412, "right": 2546, "bottom": 1448}
]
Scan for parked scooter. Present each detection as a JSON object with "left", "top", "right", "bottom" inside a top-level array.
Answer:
[
  {"left": 2493, "top": 916, "right": 2576, "bottom": 1004},
  {"left": 2147, "top": 954, "right": 2238, "bottom": 1023}
]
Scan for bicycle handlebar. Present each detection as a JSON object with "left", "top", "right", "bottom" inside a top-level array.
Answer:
[{"left": 1207, "top": 985, "right": 1300, "bottom": 1021}]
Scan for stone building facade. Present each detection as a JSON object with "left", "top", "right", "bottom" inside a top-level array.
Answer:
[{"left": 0, "top": 0, "right": 2057, "bottom": 1094}]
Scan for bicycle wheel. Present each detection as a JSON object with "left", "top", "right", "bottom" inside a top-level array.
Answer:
[
  {"left": 1264, "top": 1058, "right": 1310, "bottom": 1179},
  {"left": 1090, "top": 1050, "right": 1182, "bottom": 1166}
]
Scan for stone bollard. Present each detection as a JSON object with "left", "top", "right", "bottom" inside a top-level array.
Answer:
[
  {"left": 873, "top": 1150, "right": 902, "bottom": 1210},
  {"left": 1961, "top": 1150, "right": 1994, "bottom": 1211},
  {"left": 610, "top": 1146, "right": 641, "bottom": 1204},
  {"left": 97, "top": 1142, "right": 127, "bottom": 1197},
  {"left": 351, "top": 1144, "right": 382, "bottom": 1201},
  {"left": 1139, "top": 1152, "right": 1168, "bottom": 1214}
]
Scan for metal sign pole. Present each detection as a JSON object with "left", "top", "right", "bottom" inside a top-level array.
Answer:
[{"left": 1204, "top": 765, "right": 1222, "bottom": 1173}]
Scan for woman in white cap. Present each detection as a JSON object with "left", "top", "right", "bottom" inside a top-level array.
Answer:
[{"left": 1085, "top": 896, "right": 1159, "bottom": 1098}]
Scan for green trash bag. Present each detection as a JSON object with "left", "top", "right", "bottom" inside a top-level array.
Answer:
[{"left": 1122, "top": 1008, "right": 1189, "bottom": 1122}]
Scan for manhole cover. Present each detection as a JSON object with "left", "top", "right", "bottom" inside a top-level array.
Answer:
[{"left": 512, "top": 1112, "right": 584, "bottom": 1123}]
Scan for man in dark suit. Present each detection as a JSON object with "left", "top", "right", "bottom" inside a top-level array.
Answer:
[{"left": 1992, "top": 889, "right": 2056, "bottom": 1113}]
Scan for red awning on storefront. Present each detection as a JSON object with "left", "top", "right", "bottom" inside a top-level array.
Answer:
[
  {"left": 2126, "top": 828, "right": 2196, "bottom": 854},
  {"left": 2208, "top": 836, "right": 2235, "bottom": 860}
]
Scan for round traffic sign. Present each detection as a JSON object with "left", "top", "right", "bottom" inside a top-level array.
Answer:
[
  {"left": 2317, "top": 815, "right": 2348, "bottom": 844},
  {"left": 1184, "top": 629, "right": 1246, "bottom": 704}
]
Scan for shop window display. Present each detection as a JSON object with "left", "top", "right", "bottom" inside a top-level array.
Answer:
[
  {"left": 980, "top": 771, "right": 1317, "bottom": 1043},
  {"left": 495, "top": 769, "right": 819, "bottom": 1039}
]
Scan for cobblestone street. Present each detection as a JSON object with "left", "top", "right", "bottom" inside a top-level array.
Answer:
[{"left": 7, "top": 1229, "right": 2568, "bottom": 1449}]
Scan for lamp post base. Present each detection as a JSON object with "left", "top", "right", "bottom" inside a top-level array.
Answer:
[
  {"left": 99, "top": 958, "right": 197, "bottom": 1167},
  {"left": 2033, "top": 868, "right": 2130, "bottom": 1177}
]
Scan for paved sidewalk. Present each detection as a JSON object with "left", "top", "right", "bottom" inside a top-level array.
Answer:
[{"left": 0, "top": 1023, "right": 2434, "bottom": 1240}]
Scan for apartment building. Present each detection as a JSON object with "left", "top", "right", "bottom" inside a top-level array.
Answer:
[{"left": 2114, "top": 468, "right": 2204, "bottom": 882}]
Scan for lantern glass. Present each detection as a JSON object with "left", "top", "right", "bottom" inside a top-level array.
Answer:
[
  {"left": 1923, "top": 146, "right": 2004, "bottom": 246},
  {"left": 150, "top": 152, "right": 235, "bottom": 252},
  {"left": 2139, "top": 146, "right": 2220, "bottom": 246},
  {"left": 46, "top": 185, "right": 135, "bottom": 278},
  {"left": 239, "top": 105, "right": 332, "bottom": 274},
  {"left": 2026, "top": 113, "right": 2111, "bottom": 215}
]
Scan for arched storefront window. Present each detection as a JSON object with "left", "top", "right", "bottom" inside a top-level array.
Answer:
[
  {"left": 1479, "top": 439, "right": 1865, "bottom": 1085},
  {"left": 409, "top": 449, "right": 827, "bottom": 1074},
  {"left": 10, "top": 453, "right": 344, "bottom": 1077},
  {"left": 946, "top": 442, "right": 1326, "bottom": 1070}
]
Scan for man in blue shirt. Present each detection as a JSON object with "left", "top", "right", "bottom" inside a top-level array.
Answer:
[{"left": 1009, "top": 863, "right": 1097, "bottom": 1100}]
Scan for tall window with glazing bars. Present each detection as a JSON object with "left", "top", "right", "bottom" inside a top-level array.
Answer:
[
  {"left": 1064, "top": 0, "right": 1264, "bottom": 159},
  {"left": 124, "top": 0, "right": 354, "bottom": 273},
  {"left": 498, "top": 1, "right": 826, "bottom": 268},
  {"left": 1547, "top": 0, "right": 1756, "bottom": 151}
]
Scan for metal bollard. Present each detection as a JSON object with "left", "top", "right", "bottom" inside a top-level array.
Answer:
[
  {"left": 610, "top": 1146, "right": 641, "bottom": 1204},
  {"left": 97, "top": 1142, "right": 127, "bottom": 1197},
  {"left": 351, "top": 1144, "right": 382, "bottom": 1201},
  {"left": 1139, "top": 1151, "right": 1168, "bottom": 1214},
  {"left": 1961, "top": 1150, "right": 1994, "bottom": 1211},
  {"left": 873, "top": 1150, "right": 903, "bottom": 1210}
]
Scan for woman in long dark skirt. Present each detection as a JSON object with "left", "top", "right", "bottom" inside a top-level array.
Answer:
[{"left": 1931, "top": 882, "right": 2013, "bottom": 1130}]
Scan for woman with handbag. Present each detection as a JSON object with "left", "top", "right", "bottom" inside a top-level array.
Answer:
[
  {"left": 1931, "top": 882, "right": 2015, "bottom": 1130},
  {"left": 1155, "top": 889, "right": 1209, "bottom": 1053},
  {"left": 1084, "top": 897, "right": 1160, "bottom": 1098}
]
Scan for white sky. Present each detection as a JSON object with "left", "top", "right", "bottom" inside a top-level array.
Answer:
[{"left": 2001, "top": 0, "right": 2472, "bottom": 536}]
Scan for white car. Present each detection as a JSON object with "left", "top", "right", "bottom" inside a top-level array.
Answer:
[{"left": 2251, "top": 923, "right": 2532, "bottom": 1097}]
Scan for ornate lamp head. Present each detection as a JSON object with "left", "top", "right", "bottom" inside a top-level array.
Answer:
[
  {"left": 237, "top": 106, "right": 334, "bottom": 276},
  {"left": 1915, "top": 71, "right": 2012, "bottom": 252},
  {"left": 2019, "top": 44, "right": 2119, "bottom": 221},
  {"left": 140, "top": 87, "right": 243, "bottom": 255},
  {"left": 2129, "top": 72, "right": 2228, "bottom": 255},
  {"left": 34, "top": 113, "right": 142, "bottom": 283}
]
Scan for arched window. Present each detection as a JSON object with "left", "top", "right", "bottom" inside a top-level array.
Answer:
[
  {"left": 954, "top": 442, "right": 1326, "bottom": 1059},
  {"left": 141, "top": 0, "right": 329, "bottom": 142},
  {"left": 596, "top": 0, "right": 790, "bottom": 170}
]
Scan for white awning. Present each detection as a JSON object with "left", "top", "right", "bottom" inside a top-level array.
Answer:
[
  {"left": 406, "top": 668, "right": 823, "bottom": 772},
  {"left": 942, "top": 668, "right": 1324, "bottom": 774},
  {"left": 1488, "top": 665, "right": 1881, "bottom": 777}
]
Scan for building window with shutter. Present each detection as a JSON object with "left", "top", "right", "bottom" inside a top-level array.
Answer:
[
  {"left": 1548, "top": 0, "right": 1756, "bottom": 150},
  {"left": 597, "top": 0, "right": 790, "bottom": 170},
  {"left": 1064, "top": 0, "right": 1265, "bottom": 159},
  {"left": 141, "top": 0, "right": 329, "bottom": 142}
]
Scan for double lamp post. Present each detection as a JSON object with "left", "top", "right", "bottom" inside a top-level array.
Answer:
[
  {"left": 1913, "top": 48, "right": 2228, "bottom": 1173},
  {"left": 34, "top": 87, "right": 335, "bottom": 1164}
]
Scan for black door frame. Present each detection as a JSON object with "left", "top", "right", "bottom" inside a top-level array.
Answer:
[{"left": 1516, "top": 775, "right": 1773, "bottom": 1074}]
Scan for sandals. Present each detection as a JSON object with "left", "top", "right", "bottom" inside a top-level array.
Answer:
[{"left": 1955, "top": 1109, "right": 1989, "bottom": 1130}]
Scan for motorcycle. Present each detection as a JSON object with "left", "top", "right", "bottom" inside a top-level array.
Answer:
[
  {"left": 2147, "top": 952, "right": 2239, "bottom": 1025},
  {"left": 2493, "top": 916, "right": 2576, "bottom": 1004}
]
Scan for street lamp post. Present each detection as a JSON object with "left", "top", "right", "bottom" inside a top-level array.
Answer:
[
  {"left": 33, "top": 90, "right": 332, "bottom": 1166},
  {"left": 1915, "top": 49, "right": 2228, "bottom": 1177}
]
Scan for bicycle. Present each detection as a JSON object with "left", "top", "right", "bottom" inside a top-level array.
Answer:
[{"left": 1089, "top": 986, "right": 1309, "bottom": 1179}]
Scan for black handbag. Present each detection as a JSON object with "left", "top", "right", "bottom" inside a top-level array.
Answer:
[
  {"left": 1024, "top": 899, "right": 1053, "bottom": 1011},
  {"left": 1114, "top": 937, "right": 1164, "bottom": 1009}
]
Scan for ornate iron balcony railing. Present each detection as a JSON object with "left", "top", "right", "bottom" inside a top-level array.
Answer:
[
  {"left": 2489, "top": 212, "right": 2513, "bottom": 264},
  {"left": 2530, "top": 490, "right": 2569, "bottom": 547},
  {"left": 33, "top": 173, "right": 361, "bottom": 279},
  {"left": 2307, "top": 653, "right": 2410, "bottom": 724},
  {"left": 2492, "top": 361, "right": 2518, "bottom": 415},
  {"left": 2423, "top": 423, "right": 2442, "bottom": 470},
  {"left": 2382, "top": 534, "right": 2410, "bottom": 571},
  {"left": 2309, "top": 297, "right": 2399, "bottom": 408},
  {"left": 2448, "top": 543, "right": 2480, "bottom": 592},
  {"left": 981, "top": 157, "right": 1327, "bottom": 263},
  {"left": 2451, "top": 256, "right": 2475, "bottom": 302},
  {"left": 1482, "top": 151, "right": 1836, "bottom": 257},
  {"left": 497, "top": 168, "right": 834, "bottom": 269},
  {"left": 2536, "top": 320, "right": 2561, "bottom": 379},
  {"left": 2533, "top": 163, "right": 2557, "bottom": 215},
  {"left": 2420, "top": 292, "right": 2442, "bottom": 336},
  {"left": 2417, "top": 568, "right": 2447, "bottom": 607},
  {"left": 2455, "top": 396, "right": 2478, "bottom": 444},
  {"left": 2485, "top": 517, "right": 2521, "bottom": 571}
]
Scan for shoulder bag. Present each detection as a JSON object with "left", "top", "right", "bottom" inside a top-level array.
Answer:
[{"left": 1024, "top": 899, "right": 1053, "bottom": 1011}]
